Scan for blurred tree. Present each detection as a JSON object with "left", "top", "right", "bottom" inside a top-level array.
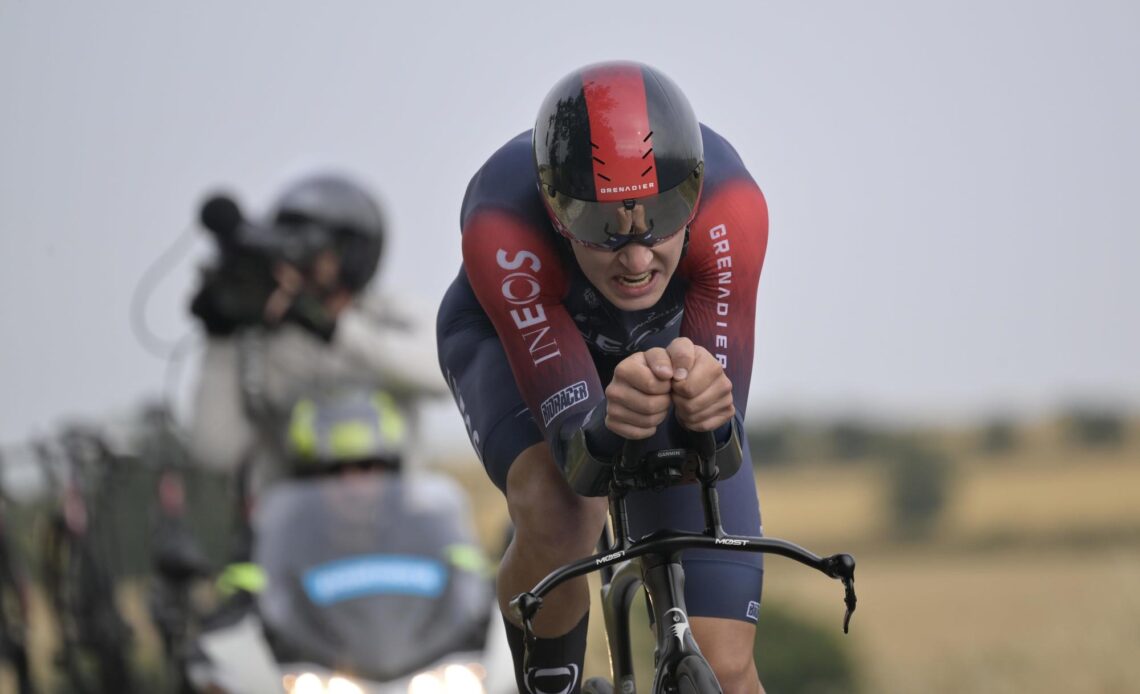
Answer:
[
  {"left": 755, "top": 602, "right": 861, "bottom": 693},
  {"left": 1062, "top": 407, "right": 1125, "bottom": 448},
  {"left": 748, "top": 422, "right": 794, "bottom": 467},
  {"left": 828, "top": 419, "right": 881, "bottom": 462},
  {"left": 978, "top": 417, "right": 1018, "bottom": 456},
  {"left": 887, "top": 443, "right": 954, "bottom": 540}
]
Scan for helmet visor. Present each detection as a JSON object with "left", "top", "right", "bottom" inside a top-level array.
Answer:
[{"left": 543, "top": 164, "right": 703, "bottom": 250}]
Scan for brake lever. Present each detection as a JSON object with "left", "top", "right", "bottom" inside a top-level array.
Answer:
[
  {"left": 842, "top": 575, "right": 857, "bottom": 634},
  {"left": 822, "top": 553, "right": 857, "bottom": 633}
]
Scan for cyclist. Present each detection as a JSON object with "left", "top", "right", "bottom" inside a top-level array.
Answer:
[
  {"left": 438, "top": 61, "right": 770, "bottom": 692},
  {"left": 188, "top": 172, "right": 448, "bottom": 496}
]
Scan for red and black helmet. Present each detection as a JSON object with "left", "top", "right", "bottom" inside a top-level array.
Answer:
[{"left": 533, "top": 61, "right": 704, "bottom": 250}]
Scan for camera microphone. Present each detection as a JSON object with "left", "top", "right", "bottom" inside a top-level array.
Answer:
[
  {"left": 197, "top": 189, "right": 314, "bottom": 269},
  {"left": 199, "top": 194, "right": 245, "bottom": 242}
]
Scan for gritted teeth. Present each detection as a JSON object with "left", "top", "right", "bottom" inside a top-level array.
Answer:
[{"left": 617, "top": 271, "right": 653, "bottom": 287}]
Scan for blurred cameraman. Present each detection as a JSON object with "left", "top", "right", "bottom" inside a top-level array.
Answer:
[{"left": 187, "top": 173, "right": 447, "bottom": 495}]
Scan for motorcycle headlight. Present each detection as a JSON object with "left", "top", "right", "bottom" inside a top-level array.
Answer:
[
  {"left": 327, "top": 676, "right": 365, "bottom": 694},
  {"left": 288, "top": 672, "right": 326, "bottom": 694},
  {"left": 407, "top": 664, "right": 486, "bottom": 694},
  {"left": 408, "top": 672, "right": 445, "bottom": 694},
  {"left": 284, "top": 672, "right": 364, "bottom": 694},
  {"left": 442, "top": 665, "right": 484, "bottom": 693}
]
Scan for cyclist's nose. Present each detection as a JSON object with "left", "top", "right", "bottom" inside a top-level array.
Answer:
[{"left": 617, "top": 243, "right": 653, "bottom": 273}]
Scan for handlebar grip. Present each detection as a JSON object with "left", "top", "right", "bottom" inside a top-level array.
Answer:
[
  {"left": 509, "top": 591, "right": 542, "bottom": 624},
  {"left": 824, "top": 553, "right": 856, "bottom": 580}
]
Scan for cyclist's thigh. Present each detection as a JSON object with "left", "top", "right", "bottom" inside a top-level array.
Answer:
[
  {"left": 438, "top": 271, "right": 542, "bottom": 492},
  {"left": 625, "top": 437, "right": 763, "bottom": 623}
]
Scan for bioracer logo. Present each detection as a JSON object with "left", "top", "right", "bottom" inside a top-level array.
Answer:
[{"left": 540, "top": 381, "right": 589, "bottom": 426}]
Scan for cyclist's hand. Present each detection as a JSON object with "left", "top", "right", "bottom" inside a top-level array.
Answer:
[
  {"left": 667, "top": 338, "right": 734, "bottom": 432},
  {"left": 605, "top": 348, "right": 674, "bottom": 439}
]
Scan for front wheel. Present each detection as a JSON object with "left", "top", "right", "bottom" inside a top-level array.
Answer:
[
  {"left": 583, "top": 677, "right": 614, "bottom": 694},
  {"left": 675, "top": 655, "right": 722, "bottom": 694}
]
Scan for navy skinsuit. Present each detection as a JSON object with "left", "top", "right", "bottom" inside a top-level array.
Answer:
[{"left": 437, "top": 124, "right": 770, "bottom": 622}]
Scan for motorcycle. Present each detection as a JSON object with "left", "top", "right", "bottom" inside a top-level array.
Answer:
[{"left": 186, "top": 469, "right": 514, "bottom": 694}]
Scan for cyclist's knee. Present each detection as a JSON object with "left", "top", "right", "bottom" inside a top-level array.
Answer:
[
  {"left": 505, "top": 443, "right": 606, "bottom": 552},
  {"left": 708, "top": 657, "right": 762, "bottom": 694},
  {"left": 691, "top": 616, "right": 762, "bottom": 693}
]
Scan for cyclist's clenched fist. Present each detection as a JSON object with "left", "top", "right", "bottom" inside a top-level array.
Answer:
[
  {"left": 665, "top": 337, "right": 735, "bottom": 433},
  {"left": 605, "top": 338, "right": 734, "bottom": 438},
  {"left": 604, "top": 347, "right": 675, "bottom": 439}
]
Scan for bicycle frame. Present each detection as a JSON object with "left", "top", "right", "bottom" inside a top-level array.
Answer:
[
  {"left": 512, "top": 435, "right": 856, "bottom": 692},
  {"left": 600, "top": 538, "right": 703, "bottom": 692}
]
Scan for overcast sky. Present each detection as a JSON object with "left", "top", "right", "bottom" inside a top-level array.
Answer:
[{"left": 2, "top": 1, "right": 1137, "bottom": 452}]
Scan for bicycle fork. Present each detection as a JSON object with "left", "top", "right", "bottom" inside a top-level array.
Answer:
[{"left": 600, "top": 551, "right": 707, "bottom": 693}]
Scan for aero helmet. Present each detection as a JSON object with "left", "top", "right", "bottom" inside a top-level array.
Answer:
[
  {"left": 270, "top": 174, "right": 386, "bottom": 292},
  {"left": 533, "top": 61, "right": 704, "bottom": 250}
]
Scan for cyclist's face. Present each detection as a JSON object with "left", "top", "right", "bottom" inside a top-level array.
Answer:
[{"left": 569, "top": 221, "right": 685, "bottom": 311}]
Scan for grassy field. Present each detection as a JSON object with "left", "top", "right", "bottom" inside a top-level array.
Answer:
[
  {"left": 758, "top": 444, "right": 1140, "bottom": 549},
  {"left": 756, "top": 440, "right": 1140, "bottom": 693},
  {"left": 9, "top": 423, "right": 1135, "bottom": 693},
  {"left": 766, "top": 545, "right": 1140, "bottom": 693}
]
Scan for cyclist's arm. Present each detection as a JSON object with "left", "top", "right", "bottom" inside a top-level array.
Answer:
[
  {"left": 461, "top": 208, "right": 605, "bottom": 467},
  {"left": 677, "top": 178, "right": 769, "bottom": 421}
]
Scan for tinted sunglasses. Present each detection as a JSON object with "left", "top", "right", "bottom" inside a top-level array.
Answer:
[{"left": 543, "top": 164, "right": 703, "bottom": 251}]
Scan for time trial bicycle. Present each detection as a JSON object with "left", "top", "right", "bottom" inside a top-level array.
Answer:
[{"left": 511, "top": 429, "right": 857, "bottom": 693}]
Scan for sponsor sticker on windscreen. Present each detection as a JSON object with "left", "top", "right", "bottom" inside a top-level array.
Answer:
[{"left": 302, "top": 554, "right": 447, "bottom": 605}]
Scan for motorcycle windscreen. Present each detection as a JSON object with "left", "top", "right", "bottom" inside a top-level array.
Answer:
[{"left": 252, "top": 473, "right": 494, "bottom": 681}]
